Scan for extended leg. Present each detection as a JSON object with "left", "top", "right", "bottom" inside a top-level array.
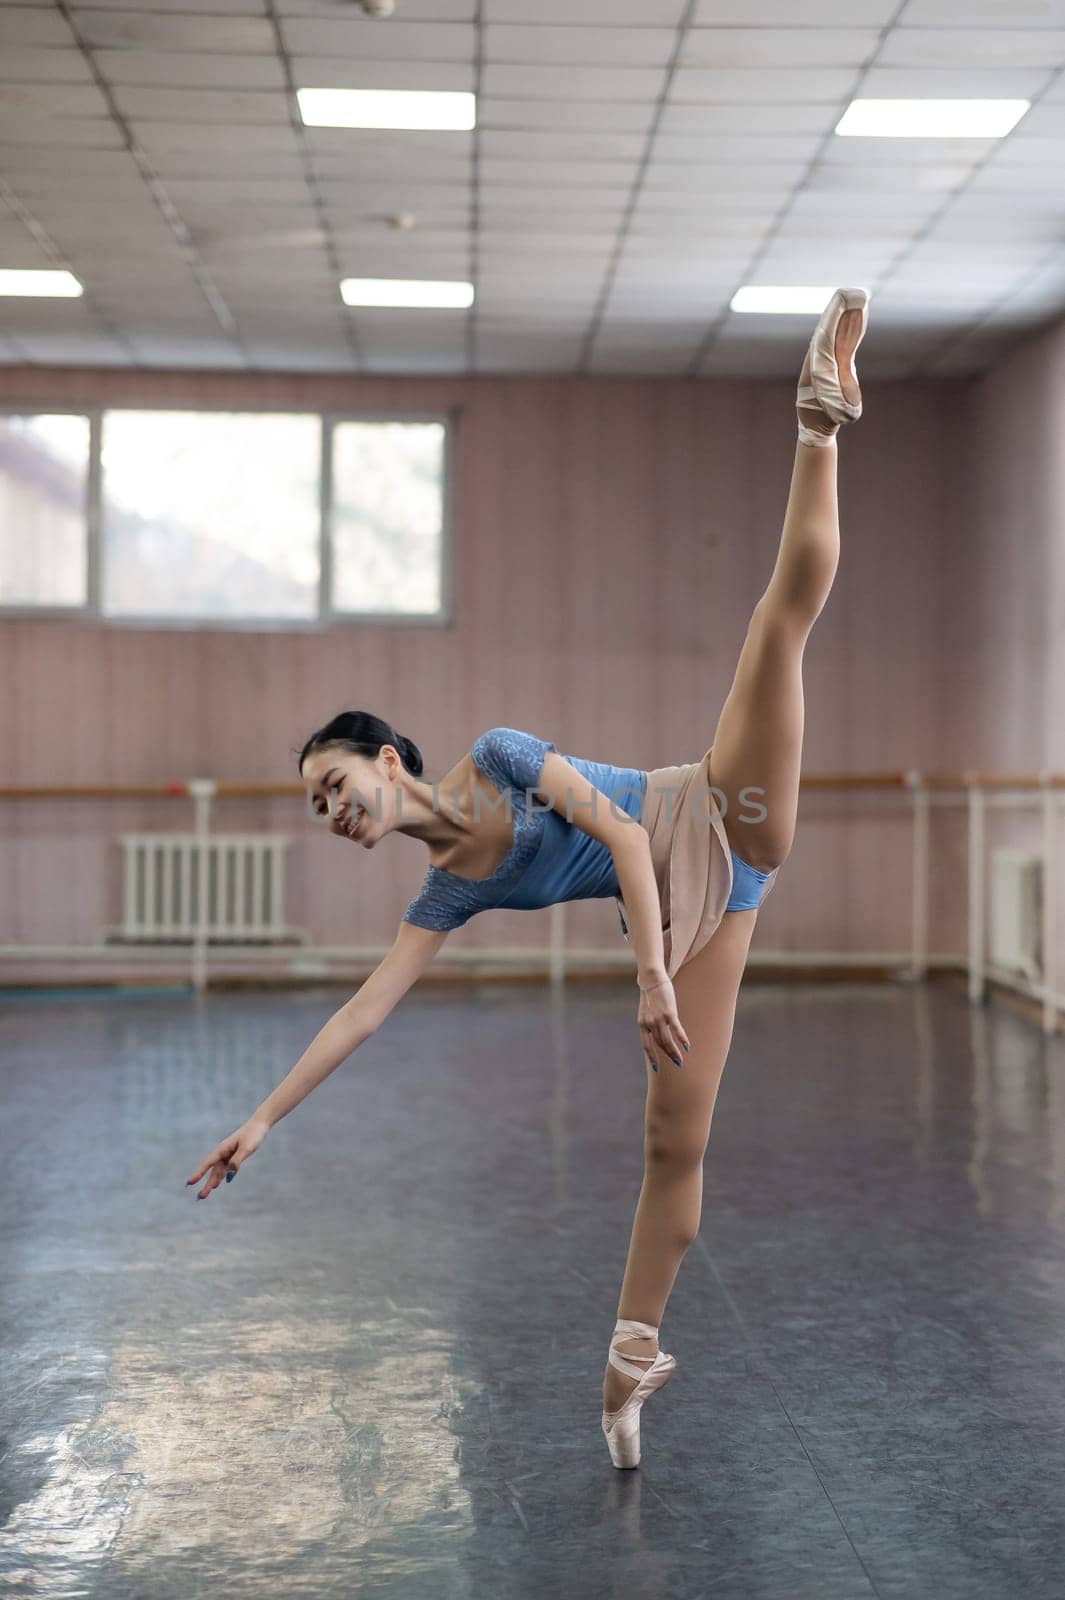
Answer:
[
  {"left": 710, "top": 300, "right": 865, "bottom": 873},
  {"left": 603, "top": 908, "right": 757, "bottom": 1414},
  {"left": 710, "top": 439, "right": 840, "bottom": 874}
]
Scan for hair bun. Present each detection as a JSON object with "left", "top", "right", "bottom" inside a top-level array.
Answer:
[{"left": 395, "top": 731, "right": 424, "bottom": 778}]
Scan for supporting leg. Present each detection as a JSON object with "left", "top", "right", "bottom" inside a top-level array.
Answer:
[{"left": 603, "top": 908, "right": 757, "bottom": 1414}]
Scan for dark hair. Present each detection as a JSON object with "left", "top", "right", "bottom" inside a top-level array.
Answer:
[{"left": 296, "top": 711, "right": 424, "bottom": 779}]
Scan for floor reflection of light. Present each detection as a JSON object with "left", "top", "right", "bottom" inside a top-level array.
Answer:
[{"left": 0, "top": 1313, "right": 481, "bottom": 1589}]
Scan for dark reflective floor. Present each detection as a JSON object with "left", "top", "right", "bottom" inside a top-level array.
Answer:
[{"left": 1, "top": 977, "right": 1063, "bottom": 1599}]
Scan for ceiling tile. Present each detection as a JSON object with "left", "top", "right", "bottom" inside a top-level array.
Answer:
[
  {"left": 69, "top": 0, "right": 265, "bottom": 11},
  {"left": 112, "top": 88, "right": 289, "bottom": 123},
  {"left": 483, "top": 24, "right": 676, "bottom": 67},
  {"left": 820, "top": 136, "right": 998, "bottom": 166},
  {"left": 989, "top": 135, "right": 1065, "bottom": 163},
  {"left": 478, "top": 236, "right": 615, "bottom": 258},
  {"left": 0, "top": 116, "right": 126, "bottom": 149},
  {"left": 278, "top": 0, "right": 475, "bottom": 15},
  {"left": 480, "top": 159, "right": 632, "bottom": 186},
  {"left": 694, "top": 0, "right": 900, "bottom": 19},
  {"left": 0, "top": 48, "right": 94, "bottom": 84},
  {"left": 588, "top": 347, "right": 698, "bottom": 376},
  {"left": 1007, "top": 102, "right": 1065, "bottom": 135},
  {"left": 479, "top": 186, "right": 628, "bottom": 215},
  {"left": 310, "top": 128, "right": 472, "bottom": 163},
  {"left": 481, "top": 129, "right": 645, "bottom": 161},
  {"left": 0, "top": 82, "right": 113, "bottom": 116},
  {"left": 479, "top": 96, "right": 658, "bottom": 132},
  {"left": 73, "top": 11, "right": 276, "bottom": 51},
  {"left": 476, "top": 314, "right": 589, "bottom": 332},
  {"left": 680, "top": 29, "right": 878, "bottom": 68},
  {"left": 149, "top": 152, "right": 307, "bottom": 180},
  {"left": 482, "top": 64, "right": 668, "bottom": 101},
  {"left": 0, "top": 148, "right": 140, "bottom": 177},
  {"left": 319, "top": 178, "right": 471, "bottom": 208},
  {"left": 281, "top": 17, "right": 474, "bottom": 59},
  {"left": 291, "top": 57, "right": 473, "bottom": 91},
  {"left": 126, "top": 335, "right": 247, "bottom": 367},
  {"left": 654, "top": 132, "right": 824, "bottom": 163},
  {"left": 0, "top": 10, "right": 79, "bottom": 46},
  {"left": 7, "top": 334, "right": 132, "bottom": 364},
  {"left": 164, "top": 178, "right": 312, "bottom": 206},
  {"left": 900, "top": 0, "right": 1065, "bottom": 21},
  {"left": 658, "top": 102, "right": 837, "bottom": 134},
  {"left": 968, "top": 161, "right": 1065, "bottom": 191},
  {"left": 641, "top": 160, "right": 806, "bottom": 190},
  {"left": 672, "top": 67, "right": 858, "bottom": 102},
  {"left": 246, "top": 342, "right": 353, "bottom": 373},
  {"left": 131, "top": 122, "right": 301, "bottom": 155},
  {"left": 94, "top": 50, "right": 288, "bottom": 89},
  {"left": 485, "top": 0, "right": 686, "bottom": 20},
  {"left": 807, "top": 161, "right": 972, "bottom": 193},
  {"left": 882, "top": 28, "right": 1065, "bottom": 69},
  {"left": 475, "top": 334, "right": 583, "bottom": 373},
  {"left": 860, "top": 66, "right": 1054, "bottom": 99}
]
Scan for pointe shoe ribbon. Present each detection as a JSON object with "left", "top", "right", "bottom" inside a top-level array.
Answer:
[
  {"left": 601, "top": 1317, "right": 677, "bottom": 1469},
  {"left": 797, "top": 286, "right": 870, "bottom": 448}
]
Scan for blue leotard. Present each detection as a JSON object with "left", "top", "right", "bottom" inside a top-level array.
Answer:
[
  {"left": 401, "top": 726, "right": 771, "bottom": 933},
  {"left": 402, "top": 727, "right": 645, "bottom": 931}
]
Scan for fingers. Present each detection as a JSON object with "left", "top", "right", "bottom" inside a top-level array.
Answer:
[
  {"left": 653, "top": 1022, "right": 684, "bottom": 1069},
  {"left": 187, "top": 1136, "right": 241, "bottom": 1199},
  {"left": 197, "top": 1160, "right": 225, "bottom": 1200},
  {"left": 186, "top": 1148, "right": 221, "bottom": 1186},
  {"left": 649, "top": 1018, "right": 691, "bottom": 1070}
]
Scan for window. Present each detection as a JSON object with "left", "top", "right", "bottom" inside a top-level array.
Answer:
[
  {"left": 0, "top": 408, "right": 451, "bottom": 626},
  {"left": 101, "top": 411, "right": 320, "bottom": 620},
  {"left": 0, "top": 413, "right": 90, "bottom": 607},
  {"left": 331, "top": 420, "right": 446, "bottom": 615}
]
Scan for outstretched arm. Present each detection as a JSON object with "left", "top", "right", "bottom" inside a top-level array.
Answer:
[{"left": 186, "top": 920, "right": 449, "bottom": 1198}]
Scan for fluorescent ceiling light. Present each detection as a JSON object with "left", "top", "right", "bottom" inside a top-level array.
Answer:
[
  {"left": 731, "top": 286, "right": 838, "bottom": 315},
  {"left": 297, "top": 88, "right": 475, "bottom": 131},
  {"left": 836, "top": 99, "right": 1029, "bottom": 139},
  {"left": 340, "top": 277, "right": 475, "bottom": 309},
  {"left": 0, "top": 269, "right": 83, "bottom": 298}
]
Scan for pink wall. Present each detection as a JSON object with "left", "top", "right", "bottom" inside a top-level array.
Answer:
[
  {"left": 944, "top": 319, "right": 1065, "bottom": 1005},
  {"left": 0, "top": 366, "right": 967, "bottom": 979}
]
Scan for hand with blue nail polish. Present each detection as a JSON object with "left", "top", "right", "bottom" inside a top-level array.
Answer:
[
  {"left": 186, "top": 1115, "right": 269, "bottom": 1200},
  {"left": 637, "top": 973, "right": 691, "bottom": 1076}
]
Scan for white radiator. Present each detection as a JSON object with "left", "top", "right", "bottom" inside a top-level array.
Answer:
[
  {"left": 117, "top": 834, "right": 298, "bottom": 944},
  {"left": 989, "top": 847, "right": 1042, "bottom": 983}
]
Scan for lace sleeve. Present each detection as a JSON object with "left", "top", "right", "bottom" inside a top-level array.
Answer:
[
  {"left": 401, "top": 869, "right": 480, "bottom": 932},
  {"left": 471, "top": 726, "right": 558, "bottom": 794}
]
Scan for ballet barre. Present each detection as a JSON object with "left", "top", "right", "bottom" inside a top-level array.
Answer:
[{"left": 0, "top": 771, "right": 1060, "bottom": 1034}]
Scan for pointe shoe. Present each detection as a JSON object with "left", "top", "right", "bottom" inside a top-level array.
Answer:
[
  {"left": 601, "top": 1316, "right": 677, "bottom": 1469},
  {"left": 796, "top": 286, "right": 870, "bottom": 448}
]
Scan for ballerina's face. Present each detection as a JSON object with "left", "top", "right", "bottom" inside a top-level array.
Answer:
[{"left": 301, "top": 745, "right": 404, "bottom": 847}]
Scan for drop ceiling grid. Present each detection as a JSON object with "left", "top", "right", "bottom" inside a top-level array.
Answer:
[{"left": 0, "top": 5, "right": 1064, "bottom": 370}]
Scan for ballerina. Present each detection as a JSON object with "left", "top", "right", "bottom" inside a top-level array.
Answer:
[{"left": 186, "top": 287, "right": 870, "bottom": 1469}]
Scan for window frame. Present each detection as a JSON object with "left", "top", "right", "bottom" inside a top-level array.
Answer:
[{"left": 0, "top": 403, "right": 456, "bottom": 631}]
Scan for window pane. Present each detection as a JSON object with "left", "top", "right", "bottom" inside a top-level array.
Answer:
[
  {"left": 331, "top": 420, "right": 445, "bottom": 615},
  {"left": 0, "top": 414, "right": 89, "bottom": 606},
  {"left": 101, "top": 411, "right": 320, "bottom": 619}
]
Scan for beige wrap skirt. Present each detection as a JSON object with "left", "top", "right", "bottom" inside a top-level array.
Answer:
[{"left": 615, "top": 746, "right": 780, "bottom": 980}]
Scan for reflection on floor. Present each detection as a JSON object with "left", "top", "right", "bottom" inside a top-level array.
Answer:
[{"left": 1, "top": 978, "right": 1062, "bottom": 1600}]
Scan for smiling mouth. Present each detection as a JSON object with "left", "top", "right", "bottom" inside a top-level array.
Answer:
[{"left": 344, "top": 808, "right": 367, "bottom": 837}]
